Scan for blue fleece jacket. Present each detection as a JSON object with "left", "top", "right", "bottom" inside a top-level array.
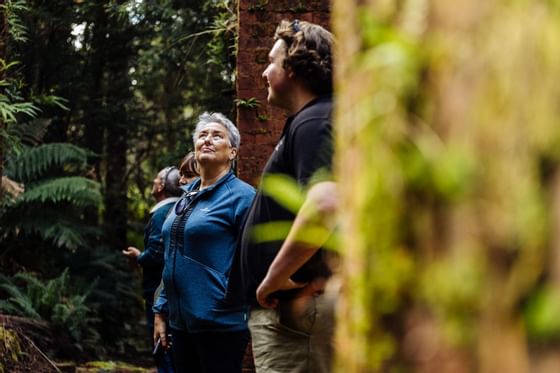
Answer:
[
  {"left": 153, "top": 171, "right": 255, "bottom": 333},
  {"left": 137, "top": 197, "right": 179, "bottom": 299}
]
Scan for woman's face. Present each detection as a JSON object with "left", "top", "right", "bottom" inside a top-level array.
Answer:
[
  {"left": 194, "top": 122, "right": 237, "bottom": 168},
  {"left": 179, "top": 173, "right": 196, "bottom": 186}
]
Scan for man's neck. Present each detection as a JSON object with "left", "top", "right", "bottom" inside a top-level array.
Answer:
[
  {"left": 154, "top": 192, "right": 166, "bottom": 203},
  {"left": 284, "top": 87, "right": 318, "bottom": 116}
]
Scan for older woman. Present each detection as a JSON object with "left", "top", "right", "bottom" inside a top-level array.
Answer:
[{"left": 153, "top": 112, "right": 255, "bottom": 373}]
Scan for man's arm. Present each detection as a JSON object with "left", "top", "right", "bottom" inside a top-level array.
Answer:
[{"left": 256, "top": 181, "right": 338, "bottom": 308}]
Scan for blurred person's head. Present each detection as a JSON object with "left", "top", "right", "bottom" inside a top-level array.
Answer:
[
  {"left": 179, "top": 152, "right": 199, "bottom": 185},
  {"left": 152, "top": 166, "right": 182, "bottom": 200}
]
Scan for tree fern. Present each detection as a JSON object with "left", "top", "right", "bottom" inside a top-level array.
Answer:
[
  {"left": 0, "top": 270, "right": 99, "bottom": 347},
  {"left": 7, "top": 143, "right": 96, "bottom": 182},
  {"left": 0, "top": 274, "right": 41, "bottom": 319},
  {"left": 20, "top": 176, "right": 101, "bottom": 207},
  {"left": 2, "top": 208, "right": 101, "bottom": 250}
]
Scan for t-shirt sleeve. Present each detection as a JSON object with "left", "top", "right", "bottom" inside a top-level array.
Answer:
[{"left": 288, "top": 117, "right": 333, "bottom": 186}]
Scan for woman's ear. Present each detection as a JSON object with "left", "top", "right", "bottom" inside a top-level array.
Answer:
[{"left": 230, "top": 147, "right": 238, "bottom": 160}]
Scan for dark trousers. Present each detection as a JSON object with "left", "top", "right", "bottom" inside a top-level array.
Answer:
[
  {"left": 169, "top": 328, "right": 249, "bottom": 373},
  {"left": 146, "top": 298, "right": 175, "bottom": 373}
]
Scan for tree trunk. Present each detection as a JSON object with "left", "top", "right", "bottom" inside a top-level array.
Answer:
[{"left": 333, "top": 0, "right": 560, "bottom": 371}]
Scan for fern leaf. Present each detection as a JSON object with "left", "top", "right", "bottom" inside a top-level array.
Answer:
[
  {"left": 10, "top": 143, "right": 95, "bottom": 181},
  {"left": 0, "top": 283, "right": 41, "bottom": 319},
  {"left": 2, "top": 208, "right": 100, "bottom": 250},
  {"left": 20, "top": 176, "right": 102, "bottom": 207}
]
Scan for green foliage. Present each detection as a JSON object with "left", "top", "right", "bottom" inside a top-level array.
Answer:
[
  {"left": 1, "top": 0, "right": 29, "bottom": 43},
  {"left": 0, "top": 270, "right": 100, "bottom": 349},
  {"left": 261, "top": 174, "right": 306, "bottom": 214},
  {"left": 80, "top": 360, "right": 151, "bottom": 372},
  {"left": 7, "top": 142, "right": 95, "bottom": 182},
  {"left": 336, "top": 0, "right": 560, "bottom": 370},
  {"left": 418, "top": 253, "right": 484, "bottom": 345},
  {"left": 0, "top": 95, "right": 39, "bottom": 123},
  {"left": 524, "top": 286, "right": 560, "bottom": 342},
  {"left": 0, "top": 0, "right": 239, "bottom": 363},
  {"left": 234, "top": 97, "right": 260, "bottom": 109},
  {"left": 21, "top": 177, "right": 100, "bottom": 206},
  {"left": 1, "top": 142, "right": 102, "bottom": 250},
  {"left": 254, "top": 174, "right": 339, "bottom": 251},
  {"left": 0, "top": 326, "right": 23, "bottom": 373}
]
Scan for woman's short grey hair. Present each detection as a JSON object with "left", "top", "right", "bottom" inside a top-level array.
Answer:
[{"left": 192, "top": 112, "right": 240, "bottom": 148}]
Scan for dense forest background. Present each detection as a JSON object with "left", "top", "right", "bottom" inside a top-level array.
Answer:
[
  {"left": 0, "top": 0, "right": 237, "bottom": 365},
  {"left": 4, "top": 0, "right": 560, "bottom": 372}
]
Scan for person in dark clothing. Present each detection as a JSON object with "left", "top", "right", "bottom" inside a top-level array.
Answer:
[
  {"left": 123, "top": 166, "right": 183, "bottom": 373},
  {"left": 226, "top": 19, "right": 338, "bottom": 373},
  {"left": 153, "top": 112, "right": 255, "bottom": 373}
]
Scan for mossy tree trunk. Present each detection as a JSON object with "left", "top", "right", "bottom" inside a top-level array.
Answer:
[{"left": 333, "top": 1, "right": 560, "bottom": 371}]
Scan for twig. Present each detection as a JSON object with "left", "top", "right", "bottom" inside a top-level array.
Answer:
[{"left": 22, "top": 334, "right": 62, "bottom": 373}]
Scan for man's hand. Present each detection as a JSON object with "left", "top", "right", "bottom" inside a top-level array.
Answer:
[
  {"left": 122, "top": 247, "right": 141, "bottom": 268},
  {"left": 256, "top": 276, "right": 306, "bottom": 308},
  {"left": 256, "top": 181, "right": 339, "bottom": 309},
  {"left": 154, "top": 313, "right": 169, "bottom": 349},
  {"left": 122, "top": 246, "right": 141, "bottom": 259}
]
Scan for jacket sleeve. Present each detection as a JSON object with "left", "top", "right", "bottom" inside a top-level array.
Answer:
[
  {"left": 233, "top": 185, "right": 256, "bottom": 230},
  {"left": 137, "top": 206, "right": 170, "bottom": 267},
  {"left": 152, "top": 282, "right": 168, "bottom": 315}
]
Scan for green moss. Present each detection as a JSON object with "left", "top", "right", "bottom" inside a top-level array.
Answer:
[
  {"left": 0, "top": 326, "right": 23, "bottom": 373},
  {"left": 79, "top": 361, "right": 152, "bottom": 373}
]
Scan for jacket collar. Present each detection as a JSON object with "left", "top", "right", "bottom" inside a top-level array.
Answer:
[
  {"left": 150, "top": 196, "right": 180, "bottom": 214},
  {"left": 185, "top": 170, "right": 235, "bottom": 197}
]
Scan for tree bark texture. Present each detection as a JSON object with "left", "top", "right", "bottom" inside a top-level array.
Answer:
[{"left": 333, "top": 0, "right": 560, "bottom": 371}]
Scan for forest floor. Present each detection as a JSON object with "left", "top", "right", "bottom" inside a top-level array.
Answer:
[{"left": 0, "top": 314, "right": 156, "bottom": 372}]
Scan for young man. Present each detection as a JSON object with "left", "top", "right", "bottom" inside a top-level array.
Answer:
[
  {"left": 123, "top": 166, "right": 183, "bottom": 373},
  {"left": 228, "top": 19, "right": 337, "bottom": 373}
]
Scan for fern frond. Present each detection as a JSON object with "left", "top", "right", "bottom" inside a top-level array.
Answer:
[
  {"left": 10, "top": 143, "right": 95, "bottom": 181},
  {"left": 0, "top": 283, "right": 41, "bottom": 319},
  {"left": 20, "top": 177, "right": 102, "bottom": 207},
  {"left": 1, "top": 0, "right": 30, "bottom": 43},
  {"left": 0, "top": 99, "right": 40, "bottom": 123},
  {"left": 6, "top": 118, "right": 51, "bottom": 147},
  {"left": 7, "top": 298, "right": 41, "bottom": 319},
  {"left": 13, "top": 216, "right": 97, "bottom": 250},
  {"left": 0, "top": 299, "right": 22, "bottom": 315}
]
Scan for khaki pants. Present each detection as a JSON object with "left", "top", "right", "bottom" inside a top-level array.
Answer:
[{"left": 249, "top": 290, "right": 336, "bottom": 373}]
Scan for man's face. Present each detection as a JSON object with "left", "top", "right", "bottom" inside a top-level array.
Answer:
[
  {"left": 262, "top": 39, "right": 291, "bottom": 108},
  {"left": 151, "top": 174, "right": 164, "bottom": 197}
]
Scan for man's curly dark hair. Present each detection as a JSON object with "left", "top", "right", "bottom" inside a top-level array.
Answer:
[{"left": 274, "top": 19, "right": 334, "bottom": 96}]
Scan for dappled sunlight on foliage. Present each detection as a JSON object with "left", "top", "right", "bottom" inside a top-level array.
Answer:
[{"left": 334, "top": 0, "right": 560, "bottom": 371}]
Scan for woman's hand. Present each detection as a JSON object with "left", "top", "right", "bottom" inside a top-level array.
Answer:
[{"left": 154, "top": 313, "right": 169, "bottom": 349}]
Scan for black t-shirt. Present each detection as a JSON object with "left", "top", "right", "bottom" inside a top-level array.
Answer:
[{"left": 227, "top": 96, "right": 333, "bottom": 306}]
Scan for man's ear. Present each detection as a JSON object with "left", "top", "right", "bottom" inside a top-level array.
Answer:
[
  {"left": 286, "top": 66, "right": 295, "bottom": 79},
  {"left": 157, "top": 181, "right": 165, "bottom": 193}
]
